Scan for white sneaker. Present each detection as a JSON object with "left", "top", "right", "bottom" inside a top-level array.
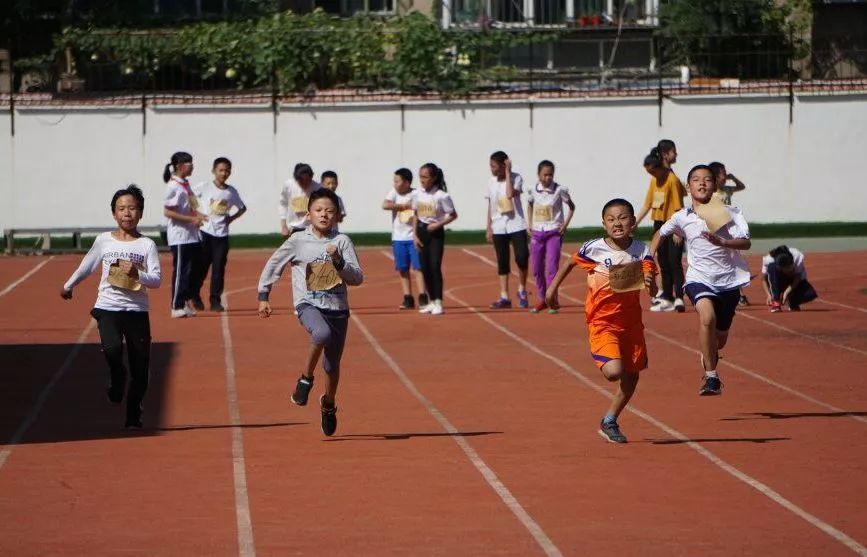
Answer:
[
  {"left": 185, "top": 301, "right": 197, "bottom": 316},
  {"left": 650, "top": 295, "right": 665, "bottom": 306},
  {"left": 430, "top": 300, "right": 444, "bottom": 315},
  {"left": 418, "top": 303, "right": 435, "bottom": 314},
  {"left": 650, "top": 299, "right": 675, "bottom": 312},
  {"left": 673, "top": 298, "right": 686, "bottom": 312},
  {"left": 170, "top": 308, "right": 188, "bottom": 319}
]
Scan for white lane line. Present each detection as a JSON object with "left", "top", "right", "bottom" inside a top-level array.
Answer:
[
  {"left": 555, "top": 249, "right": 867, "bottom": 425},
  {"left": 0, "top": 319, "right": 95, "bottom": 472},
  {"left": 0, "top": 257, "right": 54, "bottom": 298},
  {"left": 380, "top": 250, "right": 394, "bottom": 261},
  {"left": 224, "top": 285, "right": 258, "bottom": 297},
  {"left": 220, "top": 293, "right": 256, "bottom": 557},
  {"left": 352, "top": 314, "right": 563, "bottom": 557},
  {"left": 445, "top": 287, "right": 867, "bottom": 556},
  {"left": 816, "top": 298, "right": 867, "bottom": 314},
  {"left": 737, "top": 311, "right": 867, "bottom": 358}
]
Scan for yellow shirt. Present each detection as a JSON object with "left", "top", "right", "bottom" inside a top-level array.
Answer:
[{"left": 644, "top": 170, "right": 686, "bottom": 222}]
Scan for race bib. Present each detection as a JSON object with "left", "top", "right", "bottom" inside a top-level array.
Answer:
[
  {"left": 290, "top": 196, "right": 309, "bottom": 214},
  {"left": 608, "top": 261, "right": 644, "bottom": 293},
  {"left": 306, "top": 260, "right": 343, "bottom": 292},
  {"left": 107, "top": 260, "right": 142, "bottom": 291},
  {"left": 497, "top": 195, "right": 514, "bottom": 214},
  {"left": 397, "top": 209, "right": 414, "bottom": 224},
  {"left": 651, "top": 191, "right": 665, "bottom": 210},
  {"left": 416, "top": 202, "right": 436, "bottom": 219},
  {"left": 533, "top": 204, "right": 554, "bottom": 222},
  {"left": 189, "top": 195, "right": 200, "bottom": 211},
  {"left": 694, "top": 196, "right": 732, "bottom": 233},
  {"left": 210, "top": 199, "right": 229, "bottom": 216}
]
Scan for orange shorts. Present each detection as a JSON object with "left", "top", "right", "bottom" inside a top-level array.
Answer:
[{"left": 588, "top": 323, "right": 648, "bottom": 373}]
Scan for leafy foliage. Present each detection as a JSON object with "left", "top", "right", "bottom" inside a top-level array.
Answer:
[{"left": 48, "top": 10, "right": 559, "bottom": 95}]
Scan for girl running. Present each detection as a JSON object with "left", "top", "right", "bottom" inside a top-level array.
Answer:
[
  {"left": 61, "top": 185, "right": 161, "bottom": 429},
  {"left": 414, "top": 163, "right": 458, "bottom": 316},
  {"left": 163, "top": 151, "right": 206, "bottom": 318},
  {"left": 527, "top": 160, "right": 574, "bottom": 314}
]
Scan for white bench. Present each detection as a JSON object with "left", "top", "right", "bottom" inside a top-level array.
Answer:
[{"left": 4, "top": 226, "right": 167, "bottom": 255}]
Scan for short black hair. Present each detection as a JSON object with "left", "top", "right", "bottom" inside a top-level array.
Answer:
[
  {"left": 601, "top": 198, "right": 634, "bottom": 217},
  {"left": 308, "top": 187, "right": 340, "bottom": 211},
  {"left": 490, "top": 151, "right": 508, "bottom": 164},
  {"left": 293, "top": 163, "right": 314, "bottom": 180},
  {"left": 111, "top": 184, "right": 145, "bottom": 212},
  {"left": 213, "top": 157, "right": 232, "bottom": 169},
  {"left": 537, "top": 159, "right": 555, "bottom": 173},
  {"left": 321, "top": 170, "right": 338, "bottom": 181},
  {"left": 395, "top": 168, "right": 413, "bottom": 183}
]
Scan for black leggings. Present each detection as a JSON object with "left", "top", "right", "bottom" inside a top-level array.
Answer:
[
  {"left": 417, "top": 222, "right": 445, "bottom": 301},
  {"left": 654, "top": 220, "right": 684, "bottom": 301},
  {"left": 170, "top": 242, "right": 202, "bottom": 310},
  {"left": 193, "top": 232, "right": 230, "bottom": 304},
  {"left": 492, "top": 231, "right": 529, "bottom": 275},
  {"left": 91, "top": 308, "right": 151, "bottom": 423}
]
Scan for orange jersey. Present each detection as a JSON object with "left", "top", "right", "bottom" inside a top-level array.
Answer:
[{"left": 572, "top": 238, "right": 656, "bottom": 330}]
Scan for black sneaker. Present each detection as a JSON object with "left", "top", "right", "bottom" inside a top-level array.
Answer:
[
  {"left": 320, "top": 395, "right": 337, "bottom": 437},
  {"left": 738, "top": 294, "right": 750, "bottom": 306},
  {"left": 418, "top": 293, "right": 430, "bottom": 308},
  {"left": 124, "top": 415, "right": 143, "bottom": 430},
  {"left": 399, "top": 295, "right": 415, "bottom": 310},
  {"left": 598, "top": 420, "right": 627, "bottom": 443},
  {"left": 699, "top": 375, "right": 723, "bottom": 396},
  {"left": 107, "top": 384, "right": 124, "bottom": 405},
  {"left": 191, "top": 296, "right": 205, "bottom": 312},
  {"left": 291, "top": 375, "right": 314, "bottom": 406},
  {"left": 210, "top": 302, "right": 226, "bottom": 312}
]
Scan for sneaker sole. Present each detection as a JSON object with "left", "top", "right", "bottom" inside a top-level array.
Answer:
[
  {"left": 290, "top": 395, "right": 309, "bottom": 406},
  {"left": 699, "top": 390, "right": 722, "bottom": 396},
  {"left": 597, "top": 429, "right": 627, "bottom": 443}
]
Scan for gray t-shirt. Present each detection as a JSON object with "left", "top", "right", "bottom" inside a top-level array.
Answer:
[{"left": 257, "top": 227, "right": 363, "bottom": 311}]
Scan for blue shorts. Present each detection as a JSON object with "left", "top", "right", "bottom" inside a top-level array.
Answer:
[
  {"left": 684, "top": 283, "right": 741, "bottom": 332},
  {"left": 392, "top": 240, "right": 421, "bottom": 272}
]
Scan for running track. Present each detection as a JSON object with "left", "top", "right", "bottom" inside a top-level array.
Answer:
[{"left": 1, "top": 247, "right": 865, "bottom": 556}]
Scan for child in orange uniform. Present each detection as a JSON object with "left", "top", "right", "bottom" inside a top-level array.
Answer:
[{"left": 546, "top": 198, "right": 657, "bottom": 443}]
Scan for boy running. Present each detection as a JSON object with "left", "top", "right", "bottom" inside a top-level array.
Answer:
[{"left": 546, "top": 198, "right": 657, "bottom": 443}]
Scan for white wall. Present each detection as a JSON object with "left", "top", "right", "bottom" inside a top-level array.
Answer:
[{"left": 3, "top": 93, "right": 866, "bottom": 234}]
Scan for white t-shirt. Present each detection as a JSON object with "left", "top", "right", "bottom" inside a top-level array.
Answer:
[
  {"left": 385, "top": 188, "right": 417, "bottom": 242},
  {"left": 194, "top": 181, "right": 246, "bottom": 238},
  {"left": 414, "top": 187, "right": 456, "bottom": 225},
  {"left": 63, "top": 232, "right": 161, "bottom": 312},
  {"left": 527, "top": 182, "right": 572, "bottom": 232},
  {"left": 761, "top": 247, "right": 806, "bottom": 279},
  {"left": 164, "top": 177, "right": 201, "bottom": 246},
  {"left": 486, "top": 173, "right": 527, "bottom": 235},
  {"left": 279, "top": 179, "right": 322, "bottom": 228},
  {"left": 659, "top": 206, "right": 751, "bottom": 292}
]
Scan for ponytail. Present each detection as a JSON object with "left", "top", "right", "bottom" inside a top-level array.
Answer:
[
  {"left": 164, "top": 151, "right": 193, "bottom": 183},
  {"left": 422, "top": 163, "right": 447, "bottom": 192}
]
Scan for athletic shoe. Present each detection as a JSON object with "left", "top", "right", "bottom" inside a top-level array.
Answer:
[
  {"left": 184, "top": 302, "right": 197, "bottom": 316},
  {"left": 170, "top": 308, "right": 189, "bottom": 319},
  {"left": 673, "top": 298, "right": 686, "bottom": 313},
  {"left": 290, "top": 375, "right": 314, "bottom": 406},
  {"left": 490, "top": 298, "right": 512, "bottom": 309},
  {"left": 547, "top": 308, "right": 559, "bottom": 315},
  {"left": 107, "top": 385, "right": 123, "bottom": 405},
  {"left": 124, "top": 413, "right": 143, "bottom": 430},
  {"left": 418, "top": 303, "right": 435, "bottom": 314},
  {"left": 517, "top": 290, "right": 529, "bottom": 309},
  {"left": 770, "top": 301, "right": 782, "bottom": 313},
  {"left": 399, "top": 295, "right": 415, "bottom": 310},
  {"left": 598, "top": 420, "right": 627, "bottom": 443},
  {"left": 418, "top": 293, "right": 429, "bottom": 308},
  {"left": 650, "top": 295, "right": 665, "bottom": 306},
  {"left": 530, "top": 302, "right": 547, "bottom": 314},
  {"left": 191, "top": 296, "right": 205, "bottom": 312},
  {"left": 320, "top": 395, "right": 337, "bottom": 437},
  {"left": 430, "top": 300, "right": 444, "bottom": 315},
  {"left": 650, "top": 299, "right": 675, "bottom": 312},
  {"left": 738, "top": 294, "right": 750, "bottom": 306},
  {"left": 699, "top": 376, "right": 723, "bottom": 396},
  {"left": 210, "top": 302, "right": 226, "bottom": 312}
]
